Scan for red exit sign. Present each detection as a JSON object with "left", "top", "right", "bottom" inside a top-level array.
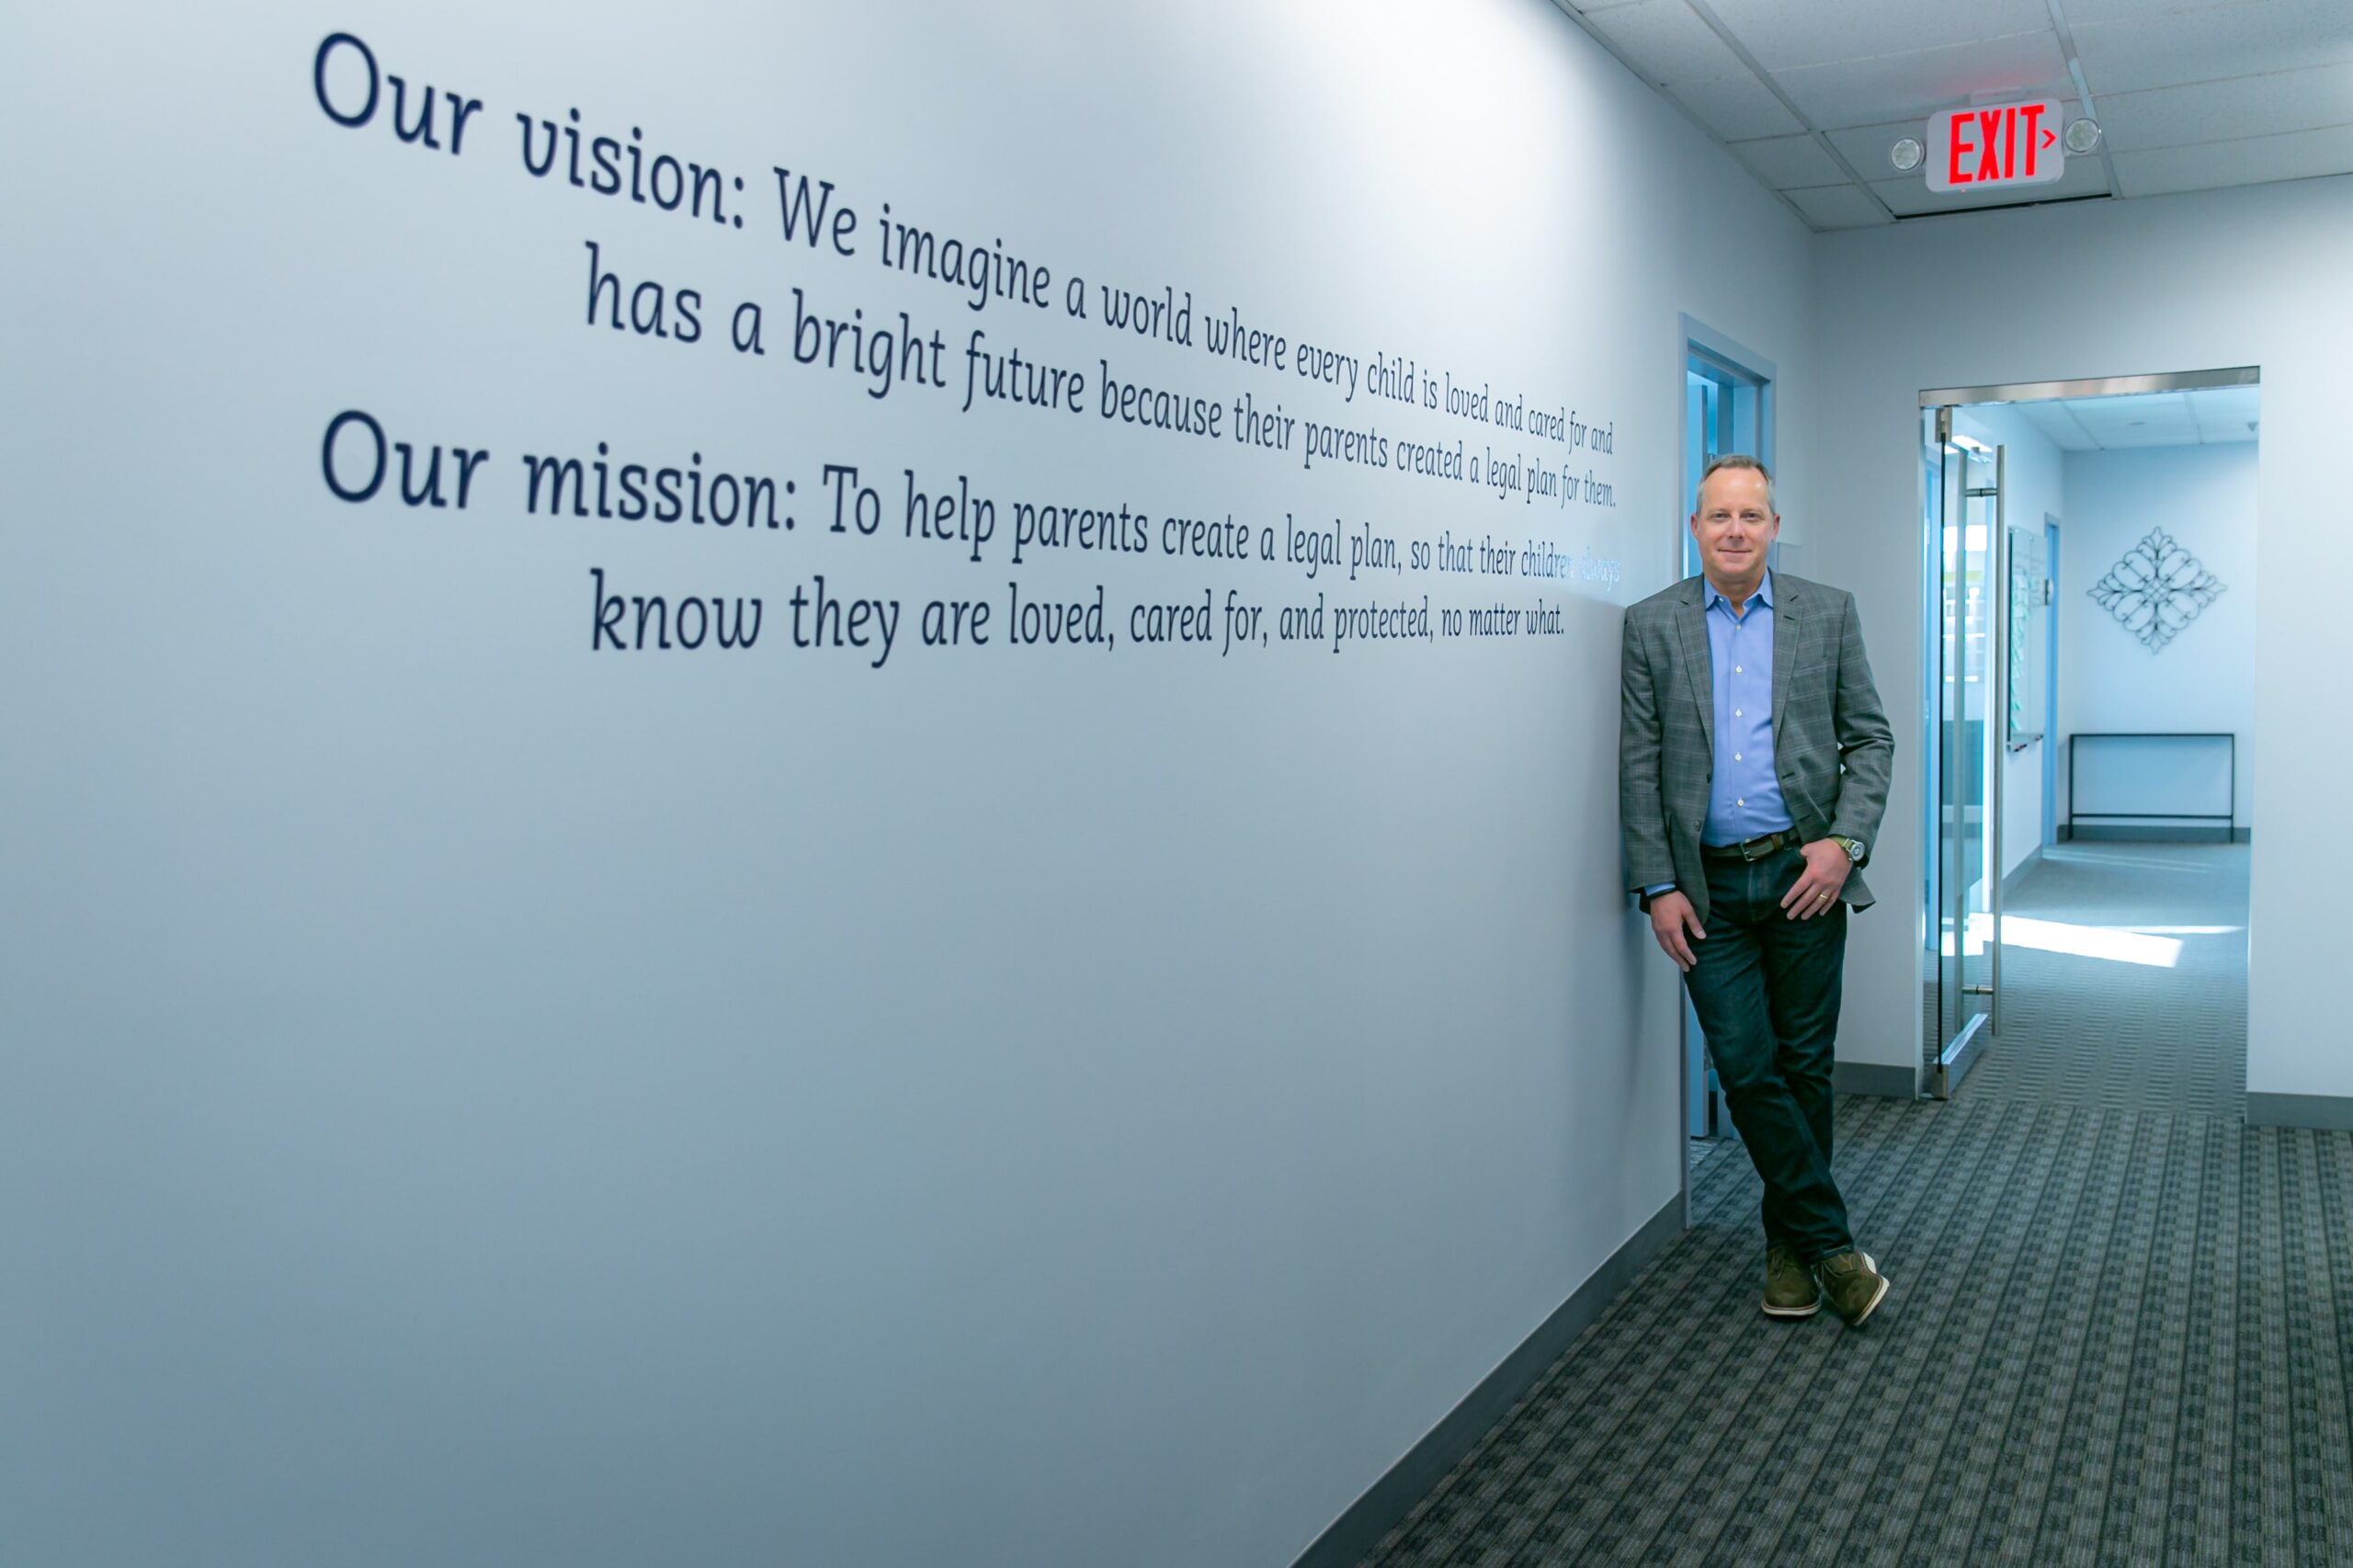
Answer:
[{"left": 1928, "top": 98, "right": 2063, "bottom": 193}]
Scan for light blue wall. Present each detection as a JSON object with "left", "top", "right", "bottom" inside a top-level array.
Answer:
[
  {"left": 2061, "top": 443, "right": 2258, "bottom": 830},
  {"left": 0, "top": 3, "right": 1818, "bottom": 1564},
  {"left": 1810, "top": 175, "right": 2351, "bottom": 1096}
]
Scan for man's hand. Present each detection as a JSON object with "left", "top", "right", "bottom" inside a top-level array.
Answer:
[
  {"left": 1781, "top": 839, "right": 1854, "bottom": 920},
  {"left": 1649, "top": 890, "right": 1706, "bottom": 971}
]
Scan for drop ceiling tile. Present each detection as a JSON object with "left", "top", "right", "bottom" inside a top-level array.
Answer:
[
  {"left": 2014, "top": 400, "right": 2077, "bottom": 429},
  {"left": 1580, "top": 0, "right": 1748, "bottom": 85},
  {"left": 1729, "top": 132, "right": 1849, "bottom": 187},
  {"left": 1775, "top": 32, "right": 2074, "bottom": 130},
  {"left": 2188, "top": 385, "right": 2264, "bottom": 438},
  {"left": 2094, "top": 424, "right": 2205, "bottom": 448},
  {"left": 2073, "top": 415, "right": 2202, "bottom": 440},
  {"left": 2087, "top": 428, "right": 2204, "bottom": 451},
  {"left": 2093, "top": 63, "right": 2353, "bottom": 152},
  {"left": 1826, "top": 119, "right": 1940, "bottom": 176},
  {"left": 1782, "top": 183, "right": 1895, "bottom": 228},
  {"left": 2084, "top": 389, "right": 2193, "bottom": 415},
  {"left": 2111, "top": 121, "right": 2353, "bottom": 193},
  {"left": 2068, "top": 392, "right": 2196, "bottom": 428},
  {"left": 1663, "top": 73, "right": 1805, "bottom": 140},
  {"left": 1702, "top": 0, "right": 2054, "bottom": 72},
  {"left": 1869, "top": 153, "right": 2113, "bottom": 215},
  {"left": 2190, "top": 384, "right": 2263, "bottom": 414},
  {"left": 2063, "top": 0, "right": 2245, "bottom": 20},
  {"left": 2072, "top": 0, "right": 2353, "bottom": 95},
  {"left": 2018, "top": 402, "right": 2099, "bottom": 450},
  {"left": 2068, "top": 391, "right": 2177, "bottom": 416},
  {"left": 2048, "top": 417, "right": 2112, "bottom": 450}
]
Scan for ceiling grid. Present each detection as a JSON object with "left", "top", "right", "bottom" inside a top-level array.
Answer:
[
  {"left": 1554, "top": 0, "right": 2353, "bottom": 230},
  {"left": 2013, "top": 386, "right": 2261, "bottom": 449}
]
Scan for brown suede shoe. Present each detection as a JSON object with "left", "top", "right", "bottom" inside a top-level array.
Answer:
[
  {"left": 1816, "top": 1249, "right": 1891, "bottom": 1327},
  {"left": 1763, "top": 1242, "right": 1820, "bottom": 1318}
]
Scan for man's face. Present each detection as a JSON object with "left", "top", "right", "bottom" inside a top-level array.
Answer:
[{"left": 1690, "top": 468, "right": 1779, "bottom": 589}]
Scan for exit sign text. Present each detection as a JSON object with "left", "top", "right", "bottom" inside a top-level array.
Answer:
[{"left": 1927, "top": 98, "right": 2064, "bottom": 193}]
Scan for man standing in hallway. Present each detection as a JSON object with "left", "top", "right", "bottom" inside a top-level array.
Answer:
[{"left": 1619, "top": 454, "right": 1895, "bottom": 1326}]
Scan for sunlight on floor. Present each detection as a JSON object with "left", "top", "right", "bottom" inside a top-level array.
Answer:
[
  {"left": 1942, "top": 914, "right": 2187, "bottom": 968},
  {"left": 2043, "top": 849, "right": 2224, "bottom": 875},
  {"left": 2002, "top": 915, "right": 2185, "bottom": 967}
]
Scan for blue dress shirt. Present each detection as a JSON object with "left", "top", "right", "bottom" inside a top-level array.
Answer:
[
  {"left": 1701, "top": 573, "right": 1792, "bottom": 846},
  {"left": 1643, "top": 573, "right": 1793, "bottom": 898}
]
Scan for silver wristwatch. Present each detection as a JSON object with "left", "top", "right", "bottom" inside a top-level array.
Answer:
[{"left": 1834, "top": 835, "right": 1867, "bottom": 866}]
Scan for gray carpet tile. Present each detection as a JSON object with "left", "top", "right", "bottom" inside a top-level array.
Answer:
[
  {"left": 1958, "top": 844, "right": 2249, "bottom": 1117},
  {"left": 1358, "top": 846, "right": 2341, "bottom": 1566}
]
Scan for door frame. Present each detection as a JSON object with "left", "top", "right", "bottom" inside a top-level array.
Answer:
[
  {"left": 1676, "top": 317, "right": 1775, "bottom": 1184},
  {"left": 1915, "top": 365, "right": 2257, "bottom": 1097},
  {"left": 1921, "top": 412, "right": 2005, "bottom": 1098},
  {"left": 2043, "top": 515, "right": 2062, "bottom": 849}
]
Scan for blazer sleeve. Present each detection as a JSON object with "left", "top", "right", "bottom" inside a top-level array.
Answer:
[
  {"left": 1827, "top": 589, "right": 1894, "bottom": 852},
  {"left": 1619, "top": 612, "right": 1676, "bottom": 892}
]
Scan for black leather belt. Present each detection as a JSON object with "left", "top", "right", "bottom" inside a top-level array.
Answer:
[{"left": 1702, "top": 829, "right": 1801, "bottom": 862}]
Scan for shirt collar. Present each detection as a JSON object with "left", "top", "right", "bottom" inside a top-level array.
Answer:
[{"left": 1703, "top": 570, "right": 1773, "bottom": 614}]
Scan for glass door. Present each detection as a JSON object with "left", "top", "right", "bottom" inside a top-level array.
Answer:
[
  {"left": 1925, "top": 409, "right": 2005, "bottom": 1097},
  {"left": 1683, "top": 339, "right": 1768, "bottom": 1136}
]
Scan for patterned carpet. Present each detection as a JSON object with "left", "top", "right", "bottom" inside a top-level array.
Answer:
[
  {"left": 1358, "top": 846, "right": 2353, "bottom": 1566},
  {"left": 1959, "top": 844, "right": 2249, "bottom": 1117}
]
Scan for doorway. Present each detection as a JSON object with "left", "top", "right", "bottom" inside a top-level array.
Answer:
[
  {"left": 1919, "top": 368, "right": 2256, "bottom": 1108},
  {"left": 1680, "top": 320, "right": 1773, "bottom": 1141}
]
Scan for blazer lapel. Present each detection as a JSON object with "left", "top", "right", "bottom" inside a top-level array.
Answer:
[
  {"left": 1675, "top": 580, "right": 1713, "bottom": 751},
  {"left": 1771, "top": 575, "right": 1802, "bottom": 737}
]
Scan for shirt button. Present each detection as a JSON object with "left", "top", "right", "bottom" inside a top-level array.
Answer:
[
  {"left": 1735, "top": 709, "right": 1744, "bottom": 717},
  {"left": 1736, "top": 665, "right": 1744, "bottom": 673},
  {"left": 1738, "top": 799, "right": 1746, "bottom": 807},
  {"left": 1735, "top": 754, "right": 1744, "bottom": 761}
]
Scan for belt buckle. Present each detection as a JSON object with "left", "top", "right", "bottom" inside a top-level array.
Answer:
[{"left": 1739, "top": 834, "right": 1777, "bottom": 862}]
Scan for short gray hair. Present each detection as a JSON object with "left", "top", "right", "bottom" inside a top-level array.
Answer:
[{"left": 1698, "top": 453, "right": 1774, "bottom": 515}]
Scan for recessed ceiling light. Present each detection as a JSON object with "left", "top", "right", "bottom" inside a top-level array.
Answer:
[
  {"left": 1890, "top": 137, "right": 1924, "bottom": 173},
  {"left": 2064, "top": 119, "right": 2102, "bottom": 155}
]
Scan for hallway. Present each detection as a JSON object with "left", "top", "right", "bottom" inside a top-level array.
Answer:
[
  {"left": 1960, "top": 843, "right": 2248, "bottom": 1117},
  {"left": 1362, "top": 846, "right": 2353, "bottom": 1565}
]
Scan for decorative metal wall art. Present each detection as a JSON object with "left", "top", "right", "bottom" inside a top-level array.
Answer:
[{"left": 2087, "top": 528, "right": 2226, "bottom": 653}]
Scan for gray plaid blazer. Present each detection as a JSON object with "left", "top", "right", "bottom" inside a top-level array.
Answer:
[{"left": 1619, "top": 573, "right": 1893, "bottom": 926}]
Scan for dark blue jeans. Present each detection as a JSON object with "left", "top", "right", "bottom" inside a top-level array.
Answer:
[{"left": 1684, "top": 846, "right": 1853, "bottom": 1263}]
